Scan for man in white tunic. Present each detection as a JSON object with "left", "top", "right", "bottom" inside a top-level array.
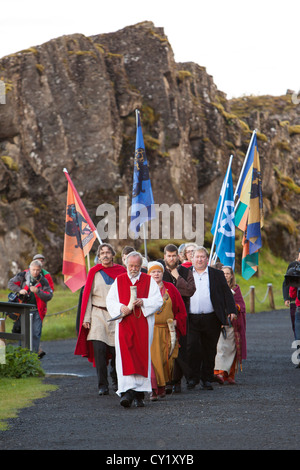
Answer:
[{"left": 106, "top": 251, "right": 163, "bottom": 408}]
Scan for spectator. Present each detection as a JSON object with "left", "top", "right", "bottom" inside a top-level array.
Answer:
[
  {"left": 32, "top": 253, "right": 54, "bottom": 358},
  {"left": 283, "top": 249, "right": 300, "bottom": 337},
  {"left": 8, "top": 260, "right": 53, "bottom": 354},
  {"left": 32, "top": 254, "right": 54, "bottom": 291},
  {"left": 289, "top": 284, "right": 300, "bottom": 368}
]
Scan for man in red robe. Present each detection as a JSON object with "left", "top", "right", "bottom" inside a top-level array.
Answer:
[
  {"left": 106, "top": 251, "right": 163, "bottom": 408},
  {"left": 74, "top": 243, "right": 126, "bottom": 395}
]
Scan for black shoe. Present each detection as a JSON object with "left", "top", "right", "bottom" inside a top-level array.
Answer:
[
  {"left": 172, "top": 382, "right": 181, "bottom": 393},
  {"left": 200, "top": 380, "right": 213, "bottom": 390},
  {"left": 98, "top": 386, "right": 109, "bottom": 396},
  {"left": 133, "top": 391, "right": 145, "bottom": 407},
  {"left": 133, "top": 398, "right": 145, "bottom": 407},
  {"left": 38, "top": 351, "right": 46, "bottom": 359},
  {"left": 165, "top": 384, "right": 173, "bottom": 395},
  {"left": 187, "top": 380, "right": 197, "bottom": 390},
  {"left": 120, "top": 390, "right": 134, "bottom": 408},
  {"left": 112, "top": 380, "right": 118, "bottom": 392}
]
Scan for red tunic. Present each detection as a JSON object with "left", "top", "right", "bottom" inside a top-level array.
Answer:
[
  {"left": 162, "top": 281, "right": 187, "bottom": 338},
  {"left": 117, "top": 272, "right": 151, "bottom": 377}
]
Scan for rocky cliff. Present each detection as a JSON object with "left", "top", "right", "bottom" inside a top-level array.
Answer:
[{"left": 0, "top": 21, "right": 299, "bottom": 287}]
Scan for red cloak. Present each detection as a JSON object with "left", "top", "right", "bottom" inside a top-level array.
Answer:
[
  {"left": 162, "top": 281, "right": 187, "bottom": 338},
  {"left": 74, "top": 263, "right": 126, "bottom": 363},
  {"left": 117, "top": 272, "right": 151, "bottom": 377}
]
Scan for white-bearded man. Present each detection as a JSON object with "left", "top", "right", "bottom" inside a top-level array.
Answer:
[{"left": 106, "top": 251, "right": 163, "bottom": 408}]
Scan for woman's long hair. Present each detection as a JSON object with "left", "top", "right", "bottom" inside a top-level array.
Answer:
[{"left": 222, "top": 266, "right": 236, "bottom": 289}]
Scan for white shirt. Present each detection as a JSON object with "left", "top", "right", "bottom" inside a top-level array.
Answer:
[
  {"left": 189, "top": 267, "right": 214, "bottom": 314},
  {"left": 127, "top": 270, "right": 141, "bottom": 286}
]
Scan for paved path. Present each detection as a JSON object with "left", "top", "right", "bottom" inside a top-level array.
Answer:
[{"left": 0, "top": 309, "right": 299, "bottom": 452}]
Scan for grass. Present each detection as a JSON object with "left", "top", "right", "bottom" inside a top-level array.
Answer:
[
  {"left": 234, "top": 248, "right": 288, "bottom": 313},
  {"left": 0, "top": 377, "right": 57, "bottom": 431}
]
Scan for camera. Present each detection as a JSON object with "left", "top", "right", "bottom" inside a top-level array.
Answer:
[
  {"left": 8, "top": 292, "right": 31, "bottom": 303},
  {"left": 6, "top": 291, "right": 31, "bottom": 322}
]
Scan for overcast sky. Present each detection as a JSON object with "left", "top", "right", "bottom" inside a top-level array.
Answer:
[{"left": 1, "top": 0, "right": 299, "bottom": 99}]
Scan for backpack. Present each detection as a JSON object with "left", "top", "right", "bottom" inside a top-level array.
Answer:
[{"left": 285, "top": 262, "right": 300, "bottom": 288}]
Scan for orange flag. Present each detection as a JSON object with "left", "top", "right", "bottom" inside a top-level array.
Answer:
[{"left": 62, "top": 177, "right": 97, "bottom": 292}]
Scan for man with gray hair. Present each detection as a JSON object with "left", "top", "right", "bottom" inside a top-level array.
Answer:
[
  {"left": 8, "top": 260, "right": 53, "bottom": 353},
  {"left": 186, "top": 246, "right": 237, "bottom": 390},
  {"left": 106, "top": 251, "right": 163, "bottom": 408}
]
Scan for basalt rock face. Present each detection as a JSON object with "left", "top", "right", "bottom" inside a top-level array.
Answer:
[{"left": 0, "top": 21, "right": 299, "bottom": 287}]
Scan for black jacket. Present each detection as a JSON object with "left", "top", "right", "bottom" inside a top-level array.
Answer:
[{"left": 157, "top": 259, "right": 196, "bottom": 313}]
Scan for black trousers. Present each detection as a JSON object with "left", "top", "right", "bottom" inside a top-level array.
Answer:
[
  {"left": 187, "top": 313, "right": 221, "bottom": 383},
  {"left": 172, "top": 334, "right": 193, "bottom": 384},
  {"left": 92, "top": 340, "right": 117, "bottom": 389}
]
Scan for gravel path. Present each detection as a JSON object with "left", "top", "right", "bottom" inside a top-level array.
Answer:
[{"left": 0, "top": 309, "right": 299, "bottom": 452}]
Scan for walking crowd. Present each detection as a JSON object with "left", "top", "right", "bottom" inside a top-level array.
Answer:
[
  {"left": 74, "top": 242, "right": 247, "bottom": 409},
  {"left": 6, "top": 244, "right": 300, "bottom": 409}
]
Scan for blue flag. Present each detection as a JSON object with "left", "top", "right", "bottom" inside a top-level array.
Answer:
[
  {"left": 211, "top": 164, "right": 235, "bottom": 268},
  {"left": 129, "top": 111, "right": 155, "bottom": 237}
]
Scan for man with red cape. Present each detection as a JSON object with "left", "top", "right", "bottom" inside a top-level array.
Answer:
[
  {"left": 74, "top": 243, "right": 126, "bottom": 395},
  {"left": 106, "top": 251, "right": 163, "bottom": 408}
]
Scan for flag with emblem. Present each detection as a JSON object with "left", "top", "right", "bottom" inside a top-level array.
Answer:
[
  {"left": 240, "top": 143, "right": 264, "bottom": 279},
  {"left": 62, "top": 170, "right": 97, "bottom": 292},
  {"left": 234, "top": 131, "right": 263, "bottom": 279},
  {"left": 211, "top": 157, "right": 235, "bottom": 268},
  {"left": 129, "top": 110, "right": 155, "bottom": 238}
]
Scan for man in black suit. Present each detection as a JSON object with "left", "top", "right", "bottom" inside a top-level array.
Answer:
[{"left": 186, "top": 246, "right": 237, "bottom": 390}]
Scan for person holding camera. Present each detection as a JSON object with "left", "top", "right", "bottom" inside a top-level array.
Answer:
[{"left": 8, "top": 260, "right": 53, "bottom": 353}]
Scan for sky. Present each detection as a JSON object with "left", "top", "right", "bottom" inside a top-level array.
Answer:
[{"left": 1, "top": 0, "right": 299, "bottom": 99}]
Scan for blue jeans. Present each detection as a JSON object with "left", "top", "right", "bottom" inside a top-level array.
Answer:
[{"left": 31, "top": 310, "right": 42, "bottom": 353}]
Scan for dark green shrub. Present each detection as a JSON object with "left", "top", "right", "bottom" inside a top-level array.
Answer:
[{"left": 0, "top": 345, "right": 45, "bottom": 378}]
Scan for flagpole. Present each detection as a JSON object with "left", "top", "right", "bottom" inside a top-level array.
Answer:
[
  {"left": 135, "top": 109, "right": 148, "bottom": 259},
  {"left": 233, "top": 129, "right": 256, "bottom": 207},
  {"left": 143, "top": 222, "right": 148, "bottom": 259},
  {"left": 63, "top": 168, "right": 103, "bottom": 244},
  {"left": 209, "top": 154, "right": 233, "bottom": 266}
]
